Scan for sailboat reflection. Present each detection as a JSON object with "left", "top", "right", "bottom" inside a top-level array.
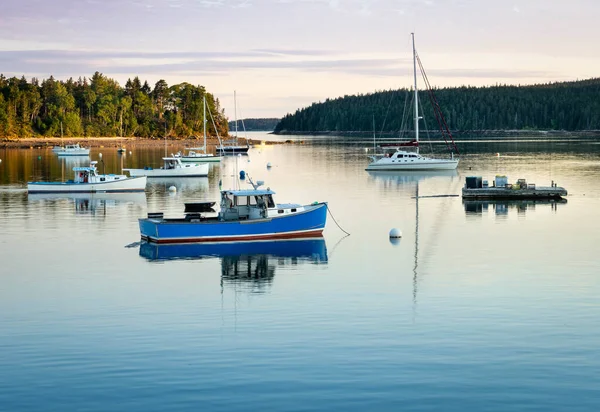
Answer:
[
  {"left": 146, "top": 177, "right": 210, "bottom": 192},
  {"left": 463, "top": 198, "right": 567, "bottom": 216},
  {"left": 369, "top": 170, "right": 459, "bottom": 311},
  {"left": 139, "top": 237, "right": 328, "bottom": 290},
  {"left": 28, "top": 192, "right": 147, "bottom": 215}
]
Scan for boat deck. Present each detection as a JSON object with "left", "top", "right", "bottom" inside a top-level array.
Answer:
[{"left": 462, "top": 186, "right": 567, "bottom": 200}]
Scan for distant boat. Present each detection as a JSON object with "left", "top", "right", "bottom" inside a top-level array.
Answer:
[
  {"left": 216, "top": 91, "right": 250, "bottom": 155},
  {"left": 55, "top": 143, "right": 91, "bottom": 156},
  {"left": 117, "top": 147, "right": 126, "bottom": 154},
  {"left": 139, "top": 178, "right": 327, "bottom": 243},
  {"left": 27, "top": 161, "right": 146, "bottom": 193},
  {"left": 366, "top": 33, "right": 459, "bottom": 171},
  {"left": 124, "top": 157, "right": 209, "bottom": 178},
  {"left": 176, "top": 96, "right": 222, "bottom": 163}
]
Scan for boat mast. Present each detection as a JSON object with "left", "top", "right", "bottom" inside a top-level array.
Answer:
[
  {"left": 412, "top": 32, "right": 419, "bottom": 151},
  {"left": 203, "top": 94, "right": 207, "bottom": 151},
  {"left": 372, "top": 114, "right": 376, "bottom": 152},
  {"left": 234, "top": 90, "right": 238, "bottom": 144}
]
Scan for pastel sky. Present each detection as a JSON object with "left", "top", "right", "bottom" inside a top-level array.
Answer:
[{"left": 1, "top": 0, "right": 599, "bottom": 118}]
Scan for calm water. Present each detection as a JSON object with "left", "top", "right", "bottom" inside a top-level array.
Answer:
[{"left": 1, "top": 135, "right": 600, "bottom": 411}]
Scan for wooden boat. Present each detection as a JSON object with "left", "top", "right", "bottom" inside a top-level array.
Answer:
[
  {"left": 139, "top": 178, "right": 327, "bottom": 243},
  {"left": 124, "top": 157, "right": 209, "bottom": 178},
  {"left": 27, "top": 161, "right": 146, "bottom": 193}
]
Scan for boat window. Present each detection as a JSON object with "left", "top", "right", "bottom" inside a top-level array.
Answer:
[
  {"left": 291, "top": 208, "right": 297, "bottom": 212},
  {"left": 225, "top": 193, "right": 235, "bottom": 208},
  {"left": 266, "top": 195, "right": 275, "bottom": 208},
  {"left": 100, "top": 177, "right": 105, "bottom": 182},
  {"left": 278, "top": 209, "right": 284, "bottom": 214},
  {"left": 249, "top": 196, "right": 257, "bottom": 206},
  {"left": 236, "top": 196, "right": 248, "bottom": 206}
]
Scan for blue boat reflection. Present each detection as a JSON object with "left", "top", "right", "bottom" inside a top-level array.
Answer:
[{"left": 139, "top": 237, "right": 328, "bottom": 291}]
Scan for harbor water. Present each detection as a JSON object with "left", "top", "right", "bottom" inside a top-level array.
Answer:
[{"left": 1, "top": 134, "right": 599, "bottom": 411}]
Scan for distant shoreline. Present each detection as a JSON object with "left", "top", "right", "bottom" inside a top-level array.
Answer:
[{"left": 272, "top": 130, "right": 600, "bottom": 139}]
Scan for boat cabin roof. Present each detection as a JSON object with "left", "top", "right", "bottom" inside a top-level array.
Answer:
[
  {"left": 73, "top": 162, "right": 98, "bottom": 172},
  {"left": 224, "top": 189, "right": 275, "bottom": 196}
]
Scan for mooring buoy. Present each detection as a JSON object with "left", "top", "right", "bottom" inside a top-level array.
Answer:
[{"left": 389, "top": 228, "right": 402, "bottom": 238}]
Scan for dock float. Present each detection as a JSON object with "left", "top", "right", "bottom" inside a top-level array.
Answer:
[{"left": 462, "top": 176, "right": 567, "bottom": 200}]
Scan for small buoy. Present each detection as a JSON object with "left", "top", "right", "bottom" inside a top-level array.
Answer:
[
  {"left": 267, "top": 162, "right": 272, "bottom": 168},
  {"left": 0, "top": 159, "right": 2, "bottom": 163},
  {"left": 38, "top": 156, "right": 42, "bottom": 160},
  {"left": 389, "top": 228, "right": 402, "bottom": 238},
  {"left": 168, "top": 185, "right": 177, "bottom": 192},
  {"left": 496, "top": 153, "right": 500, "bottom": 157},
  {"left": 239, "top": 170, "right": 246, "bottom": 179},
  {"left": 129, "top": 151, "right": 132, "bottom": 155},
  {"left": 238, "top": 153, "right": 242, "bottom": 158},
  {"left": 99, "top": 153, "right": 103, "bottom": 158}
]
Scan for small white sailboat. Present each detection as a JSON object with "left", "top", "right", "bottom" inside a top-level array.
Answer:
[
  {"left": 124, "top": 157, "right": 209, "bottom": 178},
  {"left": 176, "top": 96, "right": 222, "bottom": 163},
  {"left": 216, "top": 91, "right": 250, "bottom": 155},
  {"left": 28, "top": 161, "right": 146, "bottom": 193},
  {"left": 366, "top": 33, "right": 459, "bottom": 172}
]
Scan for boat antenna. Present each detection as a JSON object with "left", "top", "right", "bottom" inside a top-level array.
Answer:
[
  {"left": 234, "top": 90, "right": 238, "bottom": 144},
  {"left": 203, "top": 94, "right": 207, "bottom": 152}
]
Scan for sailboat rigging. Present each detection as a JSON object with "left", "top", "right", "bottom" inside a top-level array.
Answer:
[
  {"left": 176, "top": 95, "right": 222, "bottom": 163},
  {"left": 366, "top": 33, "right": 459, "bottom": 171},
  {"left": 216, "top": 91, "right": 250, "bottom": 155}
]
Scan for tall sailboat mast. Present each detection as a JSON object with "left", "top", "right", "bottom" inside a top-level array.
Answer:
[
  {"left": 234, "top": 90, "right": 238, "bottom": 144},
  {"left": 412, "top": 32, "right": 419, "bottom": 149},
  {"left": 203, "top": 95, "right": 207, "bottom": 151}
]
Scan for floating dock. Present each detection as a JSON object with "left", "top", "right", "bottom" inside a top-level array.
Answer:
[{"left": 462, "top": 176, "right": 567, "bottom": 200}]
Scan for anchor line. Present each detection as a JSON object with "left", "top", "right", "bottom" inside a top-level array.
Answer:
[{"left": 325, "top": 204, "right": 351, "bottom": 236}]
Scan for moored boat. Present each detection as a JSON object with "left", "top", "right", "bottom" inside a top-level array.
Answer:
[
  {"left": 366, "top": 33, "right": 459, "bottom": 171},
  {"left": 124, "top": 157, "right": 209, "bottom": 178},
  {"left": 176, "top": 96, "right": 222, "bottom": 163},
  {"left": 139, "top": 179, "right": 327, "bottom": 243},
  {"left": 27, "top": 161, "right": 147, "bottom": 193},
  {"left": 54, "top": 143, "right": 91, "bottom": 156},
  {"left": 462, "top": 176, "right": 568, "bottom": 200}
]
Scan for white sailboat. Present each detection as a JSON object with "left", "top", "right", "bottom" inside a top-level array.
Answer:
[
  {"left": 176, "top": 96, "right": 222, "bottom": 163},
  {"left": 366, "top": 33, "right": 459, "bottom": 171},
  {"left": 217, "top": 91, "right": 250, "bottom": 155}
]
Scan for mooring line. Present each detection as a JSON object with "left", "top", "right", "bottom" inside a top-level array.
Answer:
[{"left": 325, "top": 204, "right": 351, "bottom": 236}]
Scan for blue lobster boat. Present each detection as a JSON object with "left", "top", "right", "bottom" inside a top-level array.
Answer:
[{"left": 139, "top": 179, "right": 327, "bottom": 243}]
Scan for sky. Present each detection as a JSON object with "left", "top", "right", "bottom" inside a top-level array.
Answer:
[{"left": 1, "top": 0, "right": 599, "bottom": 119}]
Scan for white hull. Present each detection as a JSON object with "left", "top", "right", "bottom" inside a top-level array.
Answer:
[
  {"left": 179, "top": 155, "right": 222, "bottom": 163},
  {"left": 124, "top": 162, "right": 209, "bottom": 177},
  {"left": 366, "top": 158, "right": 459, "bottom": 171},
  {"left": 56, "top": 149, "right": 90, "bottom": 156},
  {"left": 27, "top": 176, "right": 147, "bottom": 193}
]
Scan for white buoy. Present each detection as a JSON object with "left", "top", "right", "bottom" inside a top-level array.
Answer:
[
  {"left": 389, "top": 228, "right": 402, "bottom": 238},
  {"left": 129, "top": 151, "right": 132, "bottom": 155},
  {"left": 267, "top": 162, "right": 272, "bottom": 168},
  {"left": 168, "top": 185, "right": 177, "bottom": 192},
  {"left": 238, "top": 153, "right": 242, "bottom": 158},
  {"left": 496, "top": 153, "right": 500, "bottom": 157},
  {"left": 0, "top": 159, "right": 2, "bottom": 163},
  {"left": 99, "top": 153, "right": 103, "bottom": 158}
]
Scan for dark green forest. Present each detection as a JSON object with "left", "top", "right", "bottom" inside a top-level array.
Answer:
[
  {"left": 274, "top": 78, "right": 600, "bottom": 134},
  {"left": 228, "top": 118, "right": 280, "bottom": 132},
  {"left": 0, "top": 72, "right": 229, "bottom": 138}
]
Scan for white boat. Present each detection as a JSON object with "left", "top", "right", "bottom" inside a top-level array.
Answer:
[
  {"left": 27, "top": 161, "right": 147, "bottom": 193},
  {"left": 217, "top": 91, "right": 250, "bottom": 155},
  {"left": 124, "top": 157, "right": 209, "bottom": 178},
  {"left": 176, "top": 96, "right": 222, "bottom": 163},
  {"left": 55, "top": 143, "right": 91, "bottom": 156},
  {"left": 366, "top": 33, "right": 459, "bottom": 172}
]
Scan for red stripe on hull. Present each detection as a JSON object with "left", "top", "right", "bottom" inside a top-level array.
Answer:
[{"left": 142, "top": 229, "right": 324, "bottom": 244}]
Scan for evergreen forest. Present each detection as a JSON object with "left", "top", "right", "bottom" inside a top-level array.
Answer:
[
  {"left": 228, "top": 118, "right": 280, "bottom": 132},
  {"left": 274, "top": 78, "right": 600, "bottom": 135},
  {"left": 0, "top": 72, "right": 229, "bottom": 138}
]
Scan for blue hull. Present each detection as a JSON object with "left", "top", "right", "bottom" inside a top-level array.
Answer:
[
  {"left": 139, "top": 202, "right": 327, "bottom": 243},
  {"left": 139, "top": 237, "right": 328, "bottom": 262}
]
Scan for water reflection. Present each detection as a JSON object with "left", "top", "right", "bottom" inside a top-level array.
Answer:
[
  {"left": 27, "top": 192, "right": 147, "bottom": 215},
  {"left": 146, "top": 177, "right": 209, "bottom": 193},
  {"left": 139, "top": 238, "right": 328, "bottom": 292},
  {"left": 367, "top": 169, "right": 458, "bottom": 185},
  {"left": 463, "top": 198, "right": 567, "bottom": 217}
]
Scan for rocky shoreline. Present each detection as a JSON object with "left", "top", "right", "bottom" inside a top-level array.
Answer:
[{"left": 0, "top": 135, "right": 286, "bottom": 149}]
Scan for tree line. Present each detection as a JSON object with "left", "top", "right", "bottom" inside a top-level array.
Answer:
[
  {"left": 228, "top": 118, "right": 280, "bottom": 132},
  {"left": 0, "top": 72, "right": 229, "bottom": 138},
  {"left": 274, "top": 78, "right": 600, "bottom": 134}
]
